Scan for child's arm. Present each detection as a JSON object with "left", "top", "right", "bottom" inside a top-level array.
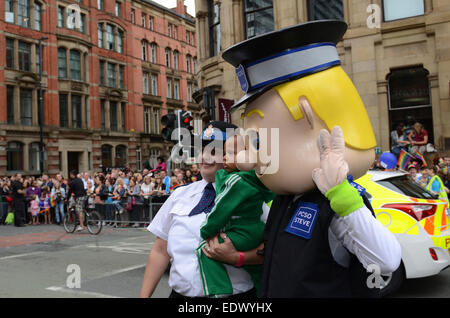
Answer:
[{"left": 200, "top": 175, "right": 257, "bottom": 240}]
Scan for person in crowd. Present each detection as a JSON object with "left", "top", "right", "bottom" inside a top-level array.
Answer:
[
  {"left": 424, "top": 166, "right": 449, "bottom": 205},
  {"left": 11, "top": 173, "right": 26, "bottom": 227},
  {"left": 175, "top": 174, "right": 186, "bottom": 188},
  {"left": 141, "top": 175, "right": 153, "bottom": 226},
  {"left": 407, "top": 164, "right": 422, "bottom": 184},
  {"left": 140, "top": 121, "right": 259, "bottom": 299},
  {"left": 169, "top": 176, "right": 178, "bottom": 193},
  {"left": 184, "top": 169, "right": 193, "bottom": 184},
  {"left": 391, "top": 123, "right": 410, "bottom": 158},
  {"left": 94, "top": 175, "right": 108, "bottom": 226},
  {"left": 113, "top": 177, "right": 128, "bottom": 227},
  {"left": 29, "top": 194, "right": 40, "bottom": 225},
  {"left": 40, "top": 186, "right": 51, "bottom": 225},
  {"left": 82, "top": 172, "right": 94, "bottom": 191},
  {"left": 41, "top": 174, "right": 53, "bottom": 191},
  {"left": 0, "top": 179, "right": 10, "bottom": 224},
  {"left": 51, "top": 180, "right": 66, "bottom": 225},
  {"left": 26, "top": 180, "right": 41, "bottom": 224},
  {"left": 150, "top": 156, "right": 167, "bottom": 173},
  {"left": 443, "top": 156, "right": 450, "bottom": 191},
  {"left": 408, "top": 122, "right": 434, "bottom": 154},
  {"left": 160, "top": 170, "right": 171, "bottom": 195},
  {"left": 105, "top": 178, "right": 115, "bottom": 226},
  {"left": 191, "top": 164, "right": 202, "bottom": 182},
  {"left": 129, "top": 178, "right": 144, "bottom": 228},
  {"left": 67, "top": 170, "right": 87, "bottom": 232}
]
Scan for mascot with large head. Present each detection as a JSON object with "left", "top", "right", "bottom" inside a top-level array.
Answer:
[{"left": 222, "top": 20, "right": 401, "bottom": 298}]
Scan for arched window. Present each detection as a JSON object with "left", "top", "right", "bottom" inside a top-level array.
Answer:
[
  {"left": 7, "top": 142, "right": 24, "bottom": 171},
  {"left": 150, "top": 43, "right": 157, "bottom": 63},
  {"left": 165, "top": 48, "right": 172, "bottom": 67},
  {"left": 101, "top": 144, "right": 113, "bottom": 169},
  {"left": 186, "top": 54, "right": 191, "bottom": 73},
  {"left": 173, "top": 50, "right": 179, "bottom": 69},
  {"left": 142, "top": 40, "right": 148, "bottom": 61},
  {"left": 115, "top": 145, "right": 127, "bottom": 167}
]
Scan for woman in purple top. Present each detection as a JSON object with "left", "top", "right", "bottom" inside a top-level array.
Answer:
[{"left": 26, "top": 180, "right": 42, "bottom": 199}]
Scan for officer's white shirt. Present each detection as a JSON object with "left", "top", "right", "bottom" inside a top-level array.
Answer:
[{"left": 148, "top": 179, "right": 255, "bottom": 297}]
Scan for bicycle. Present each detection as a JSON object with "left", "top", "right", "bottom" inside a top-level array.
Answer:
[{"left": 63, "top": 204, "right": 103, "bottom": 235}]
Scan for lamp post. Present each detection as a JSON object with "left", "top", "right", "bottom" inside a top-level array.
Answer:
[{"left": 38, "top": 37, "right": 48, "bottom": 174}]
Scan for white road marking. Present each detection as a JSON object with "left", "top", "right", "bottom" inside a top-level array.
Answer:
[
  {"left": 46, "top": 286, "right": 120, "bottom": 298},
  {"left": 0, "top": 251, "right": 45, "bottom": 261}
]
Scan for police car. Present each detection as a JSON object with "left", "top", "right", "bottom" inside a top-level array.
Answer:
[{"left": 356, "top": 170, "right": 450, "bottom": 296}]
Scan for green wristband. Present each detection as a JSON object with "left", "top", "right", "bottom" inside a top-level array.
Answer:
[{"left": 325, "top": 180, "right": 364, "bottom": 217}]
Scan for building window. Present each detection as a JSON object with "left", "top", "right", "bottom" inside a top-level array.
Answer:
[
  {"left": 173, "top": 50, "right": 179, "bottom": 70},
  {"left": 143, "top": 72, "right": 149, "bottom": 94},
  {"left": 142, "top": 40, "right": 148, "bottom": 61},
  {"left": 108, "top": 63, "right": 116, "bottom": 87},
  {"left": 387, "top": 66, "right": 433, "bottom": 144},
  {"left": 383, "top": 0, "right": 424, "bottom": 22},
  {"left": 115, "top": 145, "right": 127, "bottom": 167},
  {"left": 150, "top": 148, "right": 160, "bottom": 167},
  {"left": 6, "top": 38, "right": 14, "bottom": 68},
  {"left": 118, "top": 30, "right": 123, "bottom": 53},
  {"left": 7, "top": 86, "right": 15, "bottom": 124},
  {"left": 119, "top": 65, "right": 125, "bottom": 89},
  {"left": 72, "top": 95, "right": 82, "bottom": 128},
  {"left": 115, "top": 2, "right": 121, "bottom": 17},
  {"left": 187, "top": 82, "right": 193, "bottom": 102},
  {"left": 70, "top": 50, "right": 81, "bottom": 81},
  {"left": 101, "top": 144, "right": 113, "bottom": 168},
  {"left": 110, "top": 101, "right": 117, "bottom": 131},
  {"left": 186, "top": 55, "right": 191, "bottom": 73},
  {"left": 174, "top": 79, "right": 180, "bottom": 100},
  {"left": 121, "top": 103, "right": 126, "bottom": 131},
  {"left": 136, "top": 147, "right": 142, "bottom": 171},
  {"left": 80, "top": 13, "right": 86, "bottom": 33},
  {"left": 99, "top": 60, "right": 105, "bottom": 85},
  {"left": 142, "top": 13, "right": 147, "bottom": 28},
  {"left": 58, "top": 48, "right": 67, "bottom": 78},
  {"left": 106, "top": 24, "right": 115, "bottom": 50},
  {"left": 101, "top": 100, "right": 106, "bottom": 130},
  {"left": 5, "top": 0, "right": 14, "bottom": 23},
  {"left": 186, "top": 31, "right": 190, "bottom": 44},
  {"left": 208, "top": 1, "right": 221, "bottom": 56},
  {"left": 167, "top": 78, "right": 172, "bottom": 99},
  {"left": 58, "top": 6, "right": 64, "bottom": 27},
  {"left": 168, "top": 23, "right": 172, "bottom": 37},
  {"left": 244, "top": 0, "right": 274, "bottom": 39},
  {"left": 149, "top": 16, "right": 154, "bottom": 30},
  {"left": 165, "top": 48, "right": 171, "bottom": 67},
  {"left": 18, "top": 41, "right": 31, "bottom": 72},
  {"left": 131, "top": 8, "right": 135, "bottom": 24},
  {"left": 59, "top": 93, "right": 69, "bottom": 127},
  {"left": 29, "top": 142, "right": 41, "bottom": 172},
  {"left": 152, "top": 109, "right": 160, "bottom": 134},
  {"left": 193, "top": 57, "right": 197, "bottom": 74},
  {"left": 34, "top": 2, "right": 42, "bottom": 31},
  {"left": 7, "top": 142, "right": 24, "bottom": 171},
  {"left": 151, "top": 74, "right": 158, "bottom": 95},
  {"left": 98, "top": 24, "right": 104, "bottom": 48},
  {"left": 150, "top": 43, "right": 157, "bottom": 63},
  {"left": 308, "top": 0, "right": 344, "bottom": 21},
  {"left": 173, "top": 25, "right": 177, "bottom": 39},
  {"left": 144, "top": 107, "right": 151, "bottom": 133},
  {"left": 98, "top": 0, "right": 103, "bottom": 10},
  {"left": 18, "top": 0, "right": 30, "bottom": 28},
  {"left": 36, "top": 45, "right": 41, "bottom": 74},
  {"left": 20, "top": 88, "right": 33, "bottom": 126}
]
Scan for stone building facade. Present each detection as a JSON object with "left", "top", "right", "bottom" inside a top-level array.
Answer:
[
  {"left": 0, "top": 0, "right": 199, "bottom": 177},
  {"left": 194, "top": 0, "right": 450, "bottom": 154}
]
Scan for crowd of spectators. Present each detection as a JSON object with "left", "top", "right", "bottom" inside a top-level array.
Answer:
[
  {"left": 390, "top": 121, "right": 437, "bottom": 158},
  {"left": 0, "top": 158, "right": 205, "bottom": 228}
]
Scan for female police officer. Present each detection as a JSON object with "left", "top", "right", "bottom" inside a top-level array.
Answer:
[{"left": 140, "top": 121, "right": 259, "bottom": 298}]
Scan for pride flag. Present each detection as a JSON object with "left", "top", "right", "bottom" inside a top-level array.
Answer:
[
  {"left": 48, "top": 195, "right": 56, "bottom": 208},
  {"left": 397, "top": 149, "right": 414, "bottom": 170},
  {"left": 414, "top": 152, "right": 427, "bottom": 167}
]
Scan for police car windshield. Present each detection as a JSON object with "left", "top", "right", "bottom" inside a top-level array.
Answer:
[{"left": 376, "top": 176, "right": 438, "bottom": 200}]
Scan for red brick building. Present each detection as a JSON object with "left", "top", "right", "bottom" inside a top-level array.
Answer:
[{"left": 0, "top": 0, "right": 200, "bottom": 177}]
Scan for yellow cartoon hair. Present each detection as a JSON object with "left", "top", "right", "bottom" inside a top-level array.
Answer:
[{"left": 273, "top": 66, "right": 376, "bottom": 150}]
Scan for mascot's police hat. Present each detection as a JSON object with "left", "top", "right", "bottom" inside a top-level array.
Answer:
[
  {"left": 222, "top": 20, "right": 347, "bottom": 110},
  {"left": 380, "top": 152, "right": 398, "bottom": 170}
]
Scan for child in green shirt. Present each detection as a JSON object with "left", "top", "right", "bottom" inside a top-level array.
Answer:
[{"left": 196, "top": 134, "right": 275, "bottom": 297}]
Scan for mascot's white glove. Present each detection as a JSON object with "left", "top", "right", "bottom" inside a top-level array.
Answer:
[{"left": 312, "top": 126, "right": 363, "bottom": 217}]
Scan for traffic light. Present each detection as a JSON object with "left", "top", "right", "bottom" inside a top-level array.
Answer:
[
  {"left": 180, "top": 111, "right": 193, "bottom": 131},
  {"left": 161, "top": 113, "right": 177, "bottom": 140}
]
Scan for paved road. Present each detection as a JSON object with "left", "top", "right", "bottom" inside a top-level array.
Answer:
[
  {"left": 0, "top": 224, "right": 170, "bottom": 298},
  {"left": 1, "top": 224, "right": 450, "bottom": 298}
]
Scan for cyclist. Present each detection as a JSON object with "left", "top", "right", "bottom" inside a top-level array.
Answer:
[{"left": 67, "top": 170, "right": 87, "bottom": 232}]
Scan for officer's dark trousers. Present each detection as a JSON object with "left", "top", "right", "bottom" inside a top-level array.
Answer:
[{"left": 13, "top": 199, "right": 25, "bottom": 226}]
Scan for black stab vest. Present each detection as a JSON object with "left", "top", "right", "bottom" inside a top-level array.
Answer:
[{"left": 260, "top": 188, "right": 375, "bottom": 298}]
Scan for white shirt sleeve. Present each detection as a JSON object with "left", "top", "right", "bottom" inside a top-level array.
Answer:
[
  {"left": 330, "top": 205, "right": 402, "bottom": 275},
  {"left": 147, "top": 193, "right": 176, "bottom": 241}
]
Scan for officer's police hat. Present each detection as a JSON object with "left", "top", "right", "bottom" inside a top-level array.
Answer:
[
  {"left": 201, "top": 121, "right": 238, "bottom": 147},
  {"left": 222, "top": 20, "right": 347, "bottom": 110}
]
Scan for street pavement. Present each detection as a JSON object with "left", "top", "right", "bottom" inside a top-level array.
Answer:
[
  {"left": 1, "top": 224, "right": 450, "bottom": 298},
  {"left": 0, "top": 223, "right": 170, "bottom": 298}
]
